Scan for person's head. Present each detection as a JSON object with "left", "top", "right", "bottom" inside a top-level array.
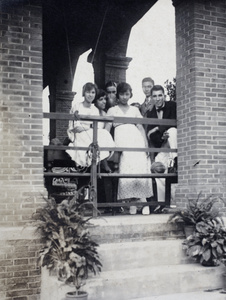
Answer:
[
  {"left": 151, "top": 85, "right": 166, "bottom": 109},
  {"left": 117, "top": 82, "right": 133, "bottom": 105},
  {"left": 142, "top": 77, "right": 155, "bottom": 98},
  {"left": 105, "top": 81, "right": 117, "bottom": 108},
  {"left": 82, "top": 82, "right": 98, "bottom": 103},
  {"left": 93, "top": 89, "right": 107, "bottom": 111}
]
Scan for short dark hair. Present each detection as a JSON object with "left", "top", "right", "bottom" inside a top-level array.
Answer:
[
  {"left": 116, "top": 82, "right": 133, "bottom": 98},
  {"left": 142, "top": 77, "right": 154, "bottom": 85},
  {"left": 82, "top": 82, "right": 98, "bottom": 98},
  {"left": 93, "top": 89, "right": 107, "bottom": 104},
  {"left": 105, "top": 81, "right": 117, "bottom": 89},
  {"left": 151, "top": 85, "right": 165, "bottom": 95}
]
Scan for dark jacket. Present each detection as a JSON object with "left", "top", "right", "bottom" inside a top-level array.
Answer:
[{"left": 147, "top": 101, "right": 176, "bottom": 148}]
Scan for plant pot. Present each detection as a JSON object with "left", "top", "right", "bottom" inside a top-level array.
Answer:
[
  {"left": 66, "top": 291, "right": 88, "bottom": 300},
  {"left": 201, "top": 260, "right": 216, "bottom": 267},
  {"left": 184, "top": 225, "right": 195, "bottom": 238}
]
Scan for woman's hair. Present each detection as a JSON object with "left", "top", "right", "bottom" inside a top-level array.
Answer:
[
  {"left": 116, "top": 82, "right": 133, "bottom": 98},
  {"left": 93, "top": 89, "right": 107, "bottom": 104},
  {"left": 82, "top": 82, "right": 98, "bottom": 98},
  {"left": 151, "top": 85, "right": 165, "bottom": 95},
  {"left": 105, "top": 81, "right": 117, "bottom": 89}
]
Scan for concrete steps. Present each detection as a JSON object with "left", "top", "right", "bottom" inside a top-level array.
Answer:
[
  {"left": 99, "top": 239, "right": 190, "bottom": 271},
  {"left": 133, "top": 289, "right": 226, "bottom": 300},
  {"left": 87, "top": 264, "right": 224, "bottom": 300},
  {"left": 89, "top": 214, "right": 184, "bottom": 243},
  {"left": 40, "top": 214, "right": 225, "bottom": 300}
]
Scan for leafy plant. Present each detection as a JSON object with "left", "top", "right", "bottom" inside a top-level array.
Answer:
[
  {"left": 164, "top": 77, "right": 176, "bottom": 102},
  {"left": 182, "top": 218, "right": 226, "bottom": 266},
  {"left": 32, "top": 186, "right": 102, "bottom": 295},
  {"left": 168, "top": 192, "right": 224, "bottom": 226}
]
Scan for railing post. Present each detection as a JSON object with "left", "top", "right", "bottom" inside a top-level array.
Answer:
[{"left": 90, "top": 121, "right": 98, "bottom": 217}]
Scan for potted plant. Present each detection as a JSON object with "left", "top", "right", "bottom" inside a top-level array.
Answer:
[
  {"left": 168, "top": 192, "right": 224, "bottom": 237},
  {"left": 182, "top": 218, "right": 226, "bottom": 266},
  {"left": 32, "top": 186, "right": 102, "bottom": 300}
]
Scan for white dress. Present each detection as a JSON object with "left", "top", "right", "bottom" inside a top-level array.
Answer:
[
  {"left": 106, "top": 105, "right": 153, "bottom": 200},
  {"left": 67, "top": 102, "right": 115, "bottom": 167}
]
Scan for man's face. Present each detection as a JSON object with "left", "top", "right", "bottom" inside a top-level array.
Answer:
[
  {"left": 106, "top": 86, "right": 117, "bottom": 101},
  {"left": 106, "top": 86, "right": 117, "bottom": 107},
  {"left": 142, "top": 81, "right": 154, "bottom": 97},
  {"left": 151, "top": 89, "right": 165, "bottom": 109}
]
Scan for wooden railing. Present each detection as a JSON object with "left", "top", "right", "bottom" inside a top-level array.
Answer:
[{"left": 43, "top": 112, "right": 177, "bottom": 216}]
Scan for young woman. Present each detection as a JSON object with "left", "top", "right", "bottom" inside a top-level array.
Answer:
[
  {"left": 67, "top": 82, "right": 114, "bottom": 168},
  {"left": 93, "top": 89, "right": 108, "bottom": 124},
  {"left": 93, "top": 89, "right": 112, "bottom": 173},
  {"left": 105, "top": 82, "right": 153, "bottom": 214}
]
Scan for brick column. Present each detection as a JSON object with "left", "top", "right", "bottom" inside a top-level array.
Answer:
[
  {"left": 173, "top": 0, "right": 226, "bottom": 206},
  {"left": 91, "top": 30, "right": 132, "bottom": 87},
  {"left": 105, "top": 55, "right": 133, "bottom": 84},
  {"left": 0, "top": 2, "right": 44, "bottom": 299},
  {"left": 55, "top": 90, "right": 76, "bottom": 142}
]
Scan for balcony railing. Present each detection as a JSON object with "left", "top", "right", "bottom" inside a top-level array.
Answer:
[{"left": 43, "top": 112, "right": 177, "bottom": 217}]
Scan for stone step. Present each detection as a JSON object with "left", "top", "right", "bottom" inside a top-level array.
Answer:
[
  {"left": 99, "top": 239, "right": 190, "bottom": 272},
  {"left": 131, "top": 289, "right": 226, "bottom": 300},
  {"left": 40, "top": 215, "right": 224, "bottom": 300},
  {"left": 41, "top": 264, "right": 225, "bottom": 300},
  {"left": 89, "top": 214, "right": 184, "bottom": 243}
]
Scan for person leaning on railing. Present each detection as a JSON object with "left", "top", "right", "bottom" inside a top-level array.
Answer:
[{"left": 105, "top": 82, "right": 153, "bottom": 215}]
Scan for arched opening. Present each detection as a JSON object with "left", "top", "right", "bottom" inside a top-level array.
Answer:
[
  {"left": 72, "top": 49, "right": 95, "bottom": 105},
  {"left": 126, "top": 0, "right": 176, "bottom": 102}
]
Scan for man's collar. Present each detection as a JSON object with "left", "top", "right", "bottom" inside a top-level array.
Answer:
[{"left": 156, "top": 103, "right": 165, "bottom": 112}]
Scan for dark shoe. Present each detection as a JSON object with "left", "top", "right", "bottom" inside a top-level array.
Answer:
[{"left": 153, "top": 205, "right": 165, "bottom": 214}]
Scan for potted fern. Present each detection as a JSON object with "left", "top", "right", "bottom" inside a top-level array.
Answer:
[
  {"left": 168, "top": 192, "right": 224, "bottom": 237},
  {"left": 183, "top": 218, "right": 226, "bottom": 266},
  {"left": 32, "top": 186, "right": 102, "bottom": 300}
]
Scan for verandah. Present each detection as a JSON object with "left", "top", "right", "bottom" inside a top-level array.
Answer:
[{"left": 44, "top": 112, "right": 177, "bottom": 217}]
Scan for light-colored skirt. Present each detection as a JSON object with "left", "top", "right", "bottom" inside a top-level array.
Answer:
[
  {"left": 114, "top": 124, "right": 153, "bottom": 200},
  {"left": 66, "top": 128, "right": 115, "bottom": 167}
]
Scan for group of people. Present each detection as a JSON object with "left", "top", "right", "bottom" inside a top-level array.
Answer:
[{"left": 66, "top": 78, "right": 177, "bottom": 215}]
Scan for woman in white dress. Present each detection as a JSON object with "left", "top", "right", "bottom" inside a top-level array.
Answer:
[
  {"left": 67, "top": 82, "right": 115, "bottom": 168},
  {"left": 105, "top": 82, "right": 153, "bottom": 215}
]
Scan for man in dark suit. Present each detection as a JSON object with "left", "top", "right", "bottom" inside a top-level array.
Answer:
[
  {"left": 147, "top": 84, "right": 177, "bottom": 156},
  {"left": 146, "top": 85, "right": 177, "bottom": 212}
]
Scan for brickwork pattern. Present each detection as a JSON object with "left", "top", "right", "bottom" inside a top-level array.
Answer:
[
  {"left": 55, "top": 92, "right": 75, "bottom": 143},
  {"left": 0, "top": 236, "right": 41, "bottom": 300},
  {"left": 0, "top": 2, "right": 44, "bottom": 299},
  {"left": 174, "top": 0, "right": 226, "bottom": 207},
  {"left": 0, "top": 1, "right": 45, "bottom": 226}
]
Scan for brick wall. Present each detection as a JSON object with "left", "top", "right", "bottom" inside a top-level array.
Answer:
[
  {"left": 0, "top": 228, "right": 41, "bottom": 300},
  {"left": 0, "top": 0, "right": 45, "bottom": 226},
  {"left": 174, "top": 0, "right": 226, "bottom": 207},
  {"left": 0, "top": 1, "right": 44, "bottom": 299}
]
